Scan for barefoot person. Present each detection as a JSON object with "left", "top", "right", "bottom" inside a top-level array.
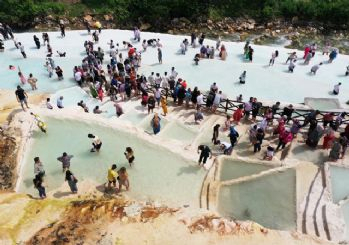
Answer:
[
  {"left": 65, "top": 170, "right": 78, "bottom": 193},
  {"left": 124, "top": 147, "right": 135, "bottom": 167},
  {"left": 57, "top": 152, "right": 74, "bottom": 172},
  {"left": 197, "top": 145, "right": 212, "bottom": 166},
  {"left": 107, "top": 164, "right": 118, "bottom": 191},
  {"left": 117, "top": 167, "right": 130, "bottom": 191},
  {"left": 15, "top": 85, "right": 29, "bottom": 111},
  {"left": 88, "top": 134, "right": 102, "bottom": 152}
]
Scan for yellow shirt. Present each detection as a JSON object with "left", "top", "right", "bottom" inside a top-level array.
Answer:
[{"left": 107, "top": 168, "right": 118, "bottom": 181}]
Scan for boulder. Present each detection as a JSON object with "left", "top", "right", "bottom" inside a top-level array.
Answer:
[{"left": 84, "top": 15, "right": 93, "bottom": 22}]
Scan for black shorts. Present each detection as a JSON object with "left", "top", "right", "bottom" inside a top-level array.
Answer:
[
  {"left": 93, "top": 142, "right": 102, "bottom": 150},
  {"left": 128, "top": 156, "right": 135, "bottom": 163},
  {"left": 108, "top": 179, "right": 116, "bottom": 184}
]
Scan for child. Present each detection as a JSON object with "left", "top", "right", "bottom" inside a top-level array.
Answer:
[{"left": 263, "top": 146, "right": 274, "bottom": 161}]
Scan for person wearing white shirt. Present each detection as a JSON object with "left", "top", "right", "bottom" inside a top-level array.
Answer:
[
  {"left": 148, "top": 72, "right": 155, "bottom": 86},
  {"left": 333, "top": 82, "right": 341, "bottom": 95},
  {"left": 74, "top": 71, "right": 82, "bottom": 85},
  {"left": 196, "top": 92, "right": 204, "bottom": 109},
  {"left": 57, "top": 96, "right": 64, "bottom": 109},
  {"left": 46, "top": 98, "right": 53, "bottom": 109},
  {"left": 212, "top": 91, "right": 222, "bottom": 112}
]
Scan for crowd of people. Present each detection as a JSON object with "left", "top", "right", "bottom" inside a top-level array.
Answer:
[{"left": 2, "top": 21, "right": 349, "bottom": 199}]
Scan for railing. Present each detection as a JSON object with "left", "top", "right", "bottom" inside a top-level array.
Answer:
[{"left": 143, "top": 85, "right": 349, "bottom": 125}]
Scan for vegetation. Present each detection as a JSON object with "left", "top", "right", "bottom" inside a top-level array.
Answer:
[{"left": 2, "top": 0, "right": 349, "bottom": 28}]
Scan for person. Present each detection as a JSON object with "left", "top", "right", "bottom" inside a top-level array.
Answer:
[
  {"left": 124, "top": 147, "right": 135, "bottom": 167},
  {"left": 60, "top": 23, "right": 65, "bottom": 37},
  {"left": 46, "top": 98, "right": 53, "bottom": 109},
  {"left": 290, "top": 119, "right": 301, "bottom": 137},
  {"left": 88, "top": 134, "right": 102, "bottom": 152},
  {"left": 328, "top": 49, "right": 338, "bottom": 63},
  {"left": 44, "top": 60, "right": 53, "bottom": 78},
  {"left": 285, "top": 52, "right": 297, "bottom": 64},
  {"left": 339, "top": 133, "right": 348, "bottom": 159},
  {"left": 57, "top": 51, "right": 66, "bottom": 57},
  {"left": 310, "top": 63, "right": 322, "bottom": 75},
  {"left": 65, "top": 170, "right": 78, "bottom": 193},
  {"left": 18, "top": 68, "right": 27, "bottom": 84},
  {"left": 233, "top": 104, "right": 244, "bottom": 124},
  {"left": 276, "top": 129, "right": 293, "bottom": 151},
  {"left": 263, "top": 146, "right": 275, "bottom": 161},
  {"left": 15, "top": 85, "right": 29, "bottom": 111},
  {"left": 158, "top": 48, "right": 162, "bottom": 64},
  {"left": 117, "top": 167, "right": 130, "bottom": 191},
  {"left": 236, "top": 94, "right": 243, "bottom": 102},
  {"left": 151, "top": 113, "right": 161, "bottom": 135},
  {"left": 239, "top": 70, "right": 246, "bottom": 84},
  {"left": 57, "top": 152, "right": 74, "bottom": 172},
  {"left": 93, "top": 105, "right": 104, "bottom": 114},
  {"left": 107, "top": 164, "right": 118, "bottom": 191},
  {"left": 304, "top": 52, "right": 312, "bottom": 65},
  {"left": 18, "top": 42, "right": 26, "bottom": 58},
  {"left": 329, "top": 141, "right": 341, "bottom": 161},
  {"left": 220, "top": 141, "right": 233, "bottom": 155},
  {"left": 282, "top": 104, "right": 294, "bottom": 123},
  {"left": 55, "top": 66, "right": 64, "bottom": 80},
  {"left": 288, "top": 59, "right": 296, "bottom": 72},
  {"left": 27, "top": 73, "right": 38, "bottom": 90},
  {"left": 254, "top": 128, "right": 265, "bottom": 153},
  {"left": 114, "top": 103, "right": 123, "bottom": 117},
  {"left": 161, "top": 97, "right": 168, "bottom": 116},
  {"left": 212, "top": 124, "right": 220, "bottom": 145},
  {"left": 228, "top": 125, "right": 239, "bottom": 148},
  {"left": 30, "top": 112, "right": 47, "bottom": 133},
  {"left": 248, "top": 46, "right": 254, "bottom": 62},
  {"left": 33, "top": 35, "right": 40, "bottom": 49},
  {"left": 323, "top": 127, "right": 335, "bottom": 149},
  {"left": 333, "top": 82, "right": 341, "bottom": 95},
  {"left": 33, "top": 174, "right": 46, "bottom": 199},
  {"left": 57, "top": 96, "right": 64, "bottom": 109},
  {"left": 323, "top": 112, "right": 335, "bottom": 128},
  {"left": 154, "top": 87, "right": 161, "bottom": 106},
  {"left": 244, "top": 97, "right": 253, "bottom": 120},
  {"left": 77, "top": 100, "right": 89, "bottom": 113},
  {"left": 197, "top": 145, "right": 212, "bottom": 166},
  {"left": 323, "top": 42, "right": 330, "bottom": 55},
  {"left": 147, "top": 95, "right": 155, "bottom": 114},
  {"left": 269, "top": 50, "right": 278, "bottom": 66},
  {"left": 34, "top": 157, "right": 45, "bottom": 178},
  {"left": 194, "top": 109, "right": 204, "bottom": 124},
  {"left": 212, "top": 91, "right": 222, "bottom": 112}
]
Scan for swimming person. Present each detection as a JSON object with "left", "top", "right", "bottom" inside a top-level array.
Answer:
[
  {"left": 197, "top": 145, "right": 212, "bottom": 166},
  {"left": 34, "top": 157, "right": 45, "bottom": 178},
  {"left": 57, "top": 152, "right": 74, "bottom": 172},
  {"left": 18, "top": 42, "right": 26, "bottom": 58},
  {"left": 88, "top": 134, "right": 102, "bottom": 152},
  {"left": 117, "top": 167, "right": 130, "bottom": 191},
  {"left": 15, "top": 85, "right": 29, "bottom": 111},
  {"left": 124, "top": 147, "right": 135, "bottom": 167},
  {"left": 65, "top": 170, "right": 78, "bottom": 193},
  {"left": 107, "top": 164, "right": 118, "bottom": 192},
  {"left": 151, "top": 113, "right": 161, "bottom": 135}
]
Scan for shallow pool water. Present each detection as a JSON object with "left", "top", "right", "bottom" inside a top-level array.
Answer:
[
  {"left": 18, "top": 117, "right": 206, "bottom": 207},
  {"left": 160, "top": 121, "right": 198, "bottom": 144},
  {"left": 330, "top": 165, "right": 349, "bottom": 204},
  {"left": 305, "top": 99, "right": 341, "bottom": 111},
  {"left": 2, "top": 30, "right": 349, "bottom": 104},
  {"left": 219, "top": 159, "right": 273, "bottom": 182},
  {"left": 217, "top": 169, "right": 297, "bottom": 230}
]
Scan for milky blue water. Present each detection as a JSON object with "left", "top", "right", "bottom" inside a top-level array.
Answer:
[{"left": 19, "top": 117, "right": 206, "bottom": 207}]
